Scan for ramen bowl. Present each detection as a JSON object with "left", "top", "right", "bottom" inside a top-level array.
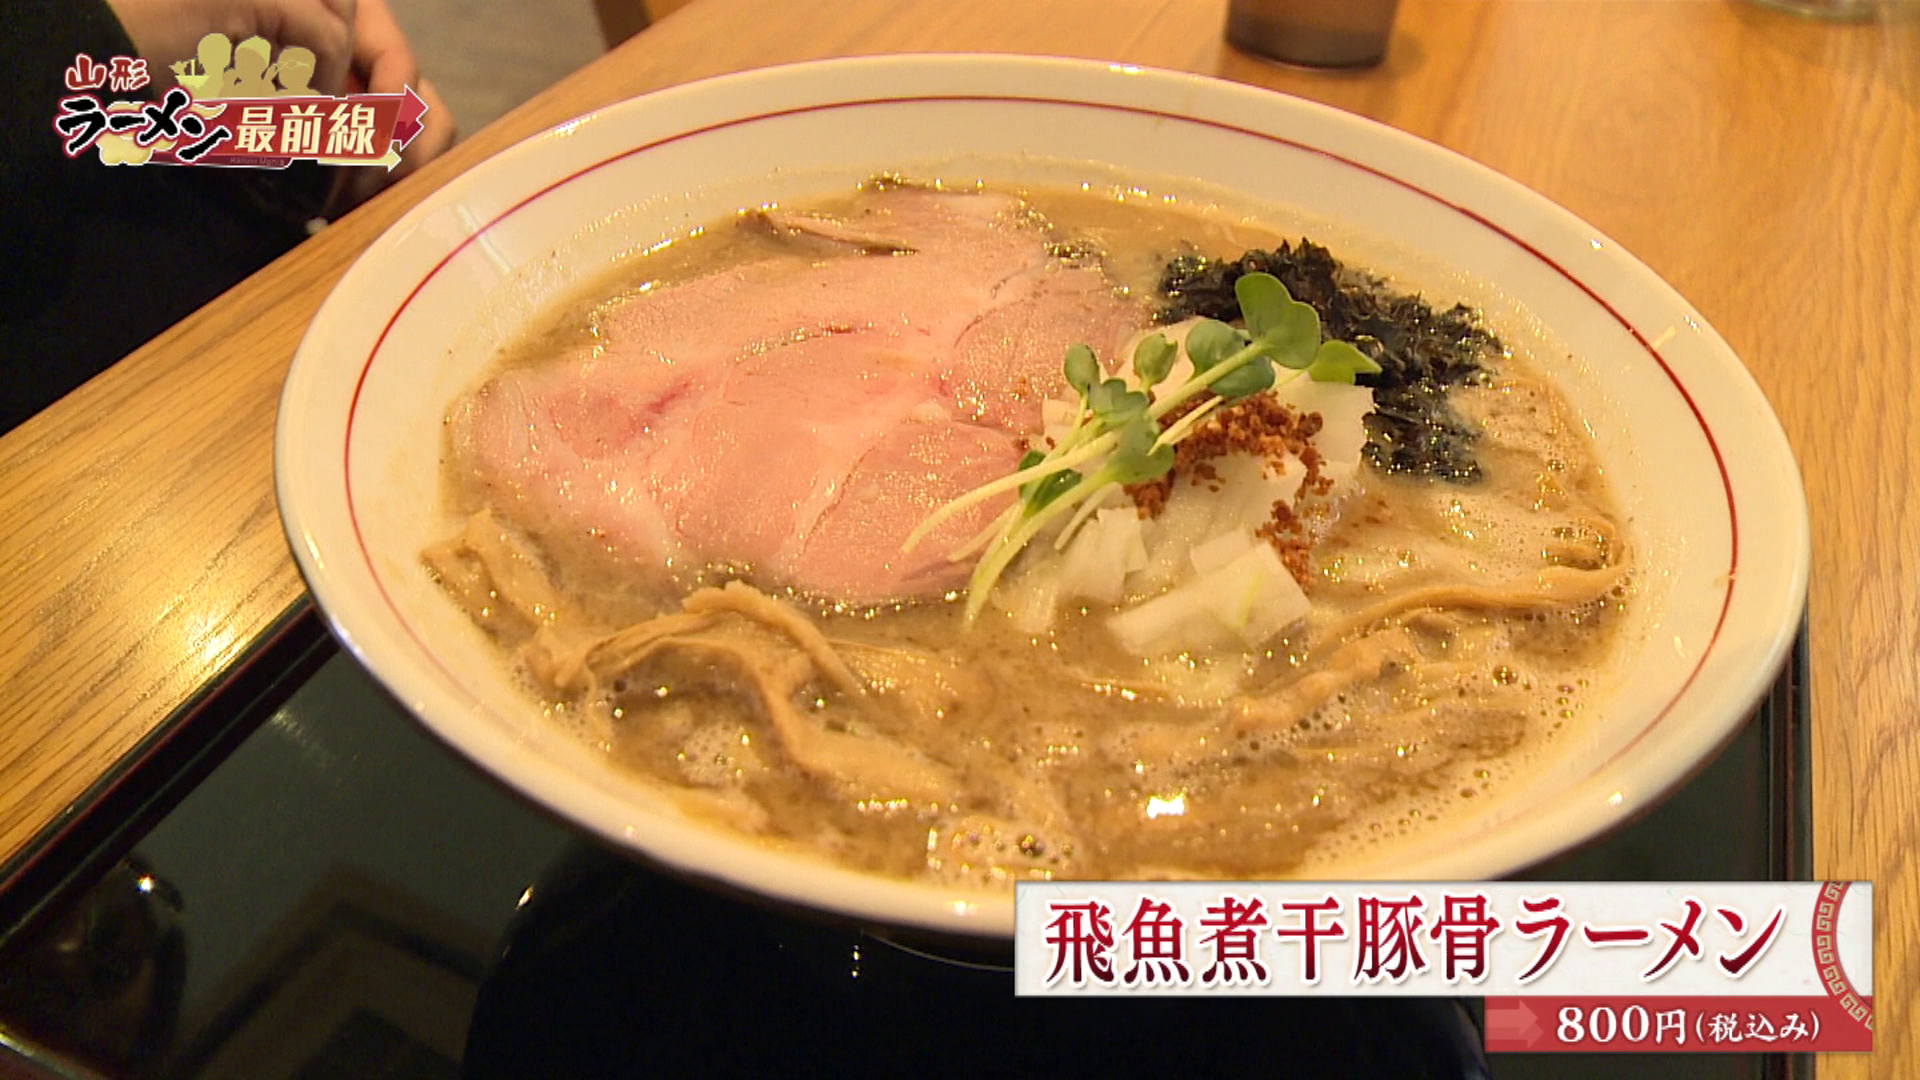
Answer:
[{"left": 276, "top": 55, "right": 1808, "bottom": 937}]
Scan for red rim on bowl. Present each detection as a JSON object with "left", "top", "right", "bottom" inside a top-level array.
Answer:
[{"left": 278, "top": 55, "right": 1809, "bottom": 937}]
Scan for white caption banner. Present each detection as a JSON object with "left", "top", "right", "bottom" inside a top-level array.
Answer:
[{"left": 1013, "top": 881, "right": 1871, "bottom": 999}]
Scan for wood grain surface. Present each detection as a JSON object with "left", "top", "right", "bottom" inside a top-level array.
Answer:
[{"left": 0, "top": 1, "right": 1911, "bottom": 1071}]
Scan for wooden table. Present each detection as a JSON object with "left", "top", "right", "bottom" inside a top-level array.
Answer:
[{"left": 1, "top": 0, "right": 1912, "bottom": 1070}]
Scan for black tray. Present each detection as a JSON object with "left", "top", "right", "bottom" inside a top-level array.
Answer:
[{"left": 0, "top": 604, "right": 1812, "bottom": 1078}]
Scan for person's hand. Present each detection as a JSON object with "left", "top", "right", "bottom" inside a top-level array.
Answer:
[
  {"left": 319, "top": 0, "right": 456, "bottom": 209},
  {"left": 107, "top": 0, "right": 457, "bottom": 197},
  {"left": 110, "top": 0, "right": 360, "bottom": 97},
  {"left": 342, "top": 0, "right": 456, "bottom": 181}
]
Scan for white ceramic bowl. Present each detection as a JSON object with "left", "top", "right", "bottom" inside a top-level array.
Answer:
[{"left": 276, "top": 55, "right": 1808, "bottom": 937}]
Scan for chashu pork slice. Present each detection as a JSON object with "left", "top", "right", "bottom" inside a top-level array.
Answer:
[{"left": 449, "top": 187, "right": 1146, "bottom": 605}]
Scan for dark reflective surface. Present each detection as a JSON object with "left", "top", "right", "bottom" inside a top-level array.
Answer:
[
  {"left": 0, "top": 635, "right": 1807, "bottom": 1078},
  {"left": 467, "top": 842, "right": 1489, "bottom": 1078}
]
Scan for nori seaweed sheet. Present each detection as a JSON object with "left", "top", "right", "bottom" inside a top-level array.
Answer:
[{"left": 1157, "top": 241, "right": 1499, "bottom": 484}]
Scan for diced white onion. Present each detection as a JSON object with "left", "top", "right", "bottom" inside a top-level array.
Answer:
[
  {"left": 1059, "top": 507, "right": 1149, "bottom": 604},
  {"left": 1107, "top": 542, "right": 1308, "bottom": 657},
  {"left": 1272, "top": 378, "right": 1374, "bottom": 473}
]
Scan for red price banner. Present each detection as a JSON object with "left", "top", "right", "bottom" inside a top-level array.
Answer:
[{"left": 1485, "top": 995, "right": 1873, "bottom": 1053}]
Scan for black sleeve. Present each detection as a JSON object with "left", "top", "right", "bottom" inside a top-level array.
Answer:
[
  {"left": 1, "top": 0, "right": 331, "bottom": 433},
  {"left": 0, "top": 0, "right": 141, "bottom": 272}
]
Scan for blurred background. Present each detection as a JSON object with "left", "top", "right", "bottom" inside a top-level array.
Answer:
[{"left": 387, "top": 0, "right": 696, "bottom": 135}]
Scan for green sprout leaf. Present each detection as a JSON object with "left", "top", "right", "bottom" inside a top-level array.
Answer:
[
  {"left": 1023, "top": 468, "right": 1082, "bottom": 512},
  {"left": 1088, "top": 378, "right": 1149, "bottom": 425},
  {"left": 1234, "top": 272, "right": 1290, "bottom": 339},
  {"left": 1063, "top": 343, "right": 1100, "bottom": 395},
  {"left": 1014, "top": 450, "right": 1048, "bottom": 498},
  {"left": 1210, "top": 357, "right": 1277, "bottom": 399},
  {"left": 1306, "top": 340, "right": 1383, "bottom": 384},
  {"left": 1184, "top": 319, "right": 1243, "bottom": 372},
  {"left": 1105, "top": 416, "right": 1176, "bottom": 484},
  {"left": 1132, "top": 333, "right": 1177, "bottom": 389},
  {"left": 1236, "top": 272, "right": 1321, "bottom": 369}
]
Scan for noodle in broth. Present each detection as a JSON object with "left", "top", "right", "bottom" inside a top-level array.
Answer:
[{"left": 425, "top": 179, "right": 1633, "bottom": 886}]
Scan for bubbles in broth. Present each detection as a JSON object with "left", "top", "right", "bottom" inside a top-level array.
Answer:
[{"left": 425, "top": 175, "right": 1634, "bottom": 888}]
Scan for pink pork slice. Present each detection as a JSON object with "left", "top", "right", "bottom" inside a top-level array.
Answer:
[{"left": 450, "top": 188, "right": 1145, "bottom": 604}]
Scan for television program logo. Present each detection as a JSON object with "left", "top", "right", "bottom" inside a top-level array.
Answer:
[{"left": 53, "top": 32, "right": 427, "bottom": 169}]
